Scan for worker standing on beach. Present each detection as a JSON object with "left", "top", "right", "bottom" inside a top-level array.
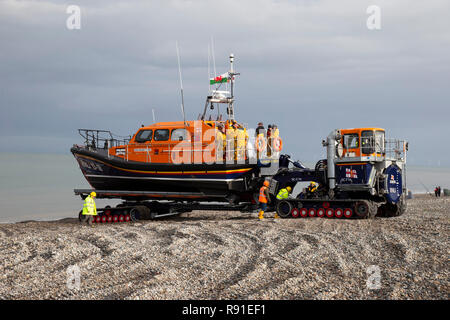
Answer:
[
  {"left": 81, "top": 192, "right": 97, "bottom": 226},
  {"left": 258, "top": 180, "right": 271, "bottom": 220}
]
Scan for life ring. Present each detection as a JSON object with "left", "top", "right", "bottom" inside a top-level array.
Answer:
[
  {"left": 255, "top": 135, "right": 266, "bottom": 152},
  {"left": 272, "top": 137, "right": 283, "bottom": 152}
]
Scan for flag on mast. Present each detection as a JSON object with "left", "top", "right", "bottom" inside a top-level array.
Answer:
[{"left": 210, "top": 72, "right": 230, "bottom": 85}]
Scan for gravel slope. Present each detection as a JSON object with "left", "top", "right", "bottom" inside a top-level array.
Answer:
[{"left": 0, "top": 195, "right": 448, "bottom": 300}]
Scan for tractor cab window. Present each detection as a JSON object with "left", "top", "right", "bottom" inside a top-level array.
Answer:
[
  {"left": 375, "top": 130, "right": 385, "bottom": 154},
  {"left": 343, "top": 134, "right": 359, "bottom": 149},
  {"left": 135, "top": 130, "right": 153, "bottom": 143},
  {"left": 171, "top": 128, "right": 190, "bottom": 141},
  {"left": 361, "top": 131, "right": 375, "bottom": 154},
  {"left": 154, "top": 129, "right": 170, "bottom": 141}
]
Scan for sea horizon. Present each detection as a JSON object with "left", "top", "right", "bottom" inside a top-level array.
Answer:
[{"left": 0, "top": 151, "right": 448, "bottom": 223}]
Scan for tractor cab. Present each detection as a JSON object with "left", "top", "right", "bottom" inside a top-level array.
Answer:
[
  {"left": 337, "top": 128, "right": 385, "bottom": 162},
  {"left": 332, "top": 127, "right": 407, "bottom": 202}
]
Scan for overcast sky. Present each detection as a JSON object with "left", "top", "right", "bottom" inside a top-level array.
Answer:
[{"left": 0, "top": 0, "right": 449, "bottom": 167}]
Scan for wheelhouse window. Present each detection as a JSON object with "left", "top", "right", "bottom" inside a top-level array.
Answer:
[
  {"left": 154, "top": 129, "right": 170, "bottom": 141},
  {"left": 135, "top": 130, "right": 153, "bottom": 143},
  {"left": 171, "top": 128, "right": 189, "bottom": 141},
  {"left": 361, "top": 130, "right": 375, "bottom": 154},
  {"left": 343, "top": 134, "right": 359, "bottom": 149}
]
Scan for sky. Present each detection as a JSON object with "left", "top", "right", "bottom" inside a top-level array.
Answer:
[{"left": 0, "top": 0, "right": 449, "bottom": 167}]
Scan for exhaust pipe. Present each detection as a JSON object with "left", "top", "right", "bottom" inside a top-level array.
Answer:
[{"left": 323, "top": 129, "right": 341, "bottom": 190}]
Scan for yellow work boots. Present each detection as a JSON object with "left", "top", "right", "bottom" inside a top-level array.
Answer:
[{"left": 258, "top": 211, "right": 264, "bottom": 220}]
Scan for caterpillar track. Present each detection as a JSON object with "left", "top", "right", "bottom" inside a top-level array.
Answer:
[{"left": 275, "top": 199, "right": 382, "bottom": 219}]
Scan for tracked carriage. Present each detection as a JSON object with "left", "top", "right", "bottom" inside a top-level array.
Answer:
[{"left": 271, "top": 128, "right": 408, "bottom": 219}]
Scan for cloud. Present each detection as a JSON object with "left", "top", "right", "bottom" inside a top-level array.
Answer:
[{"left": 0, "top": 0, "right": 449, "bottom": 166}]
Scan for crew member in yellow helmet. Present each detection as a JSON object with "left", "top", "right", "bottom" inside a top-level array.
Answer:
[
  {"left": 274, "top": 186, "right": 292, "bottom": 219},
  {"left": 276, "top": 186, "right": 292, "bottom": 201},
  {"left": 258, "top": 180, "right": 271, "bottom": 220},
  {"left": 81, "top": 191, "right": 97, "bottom": 226},
  {"left": 306, "top": 182, "right": 319, "bottom": 198}
]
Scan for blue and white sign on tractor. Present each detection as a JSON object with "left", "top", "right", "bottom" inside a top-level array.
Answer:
[{"left": 385, "top": 164, "right": 402, "bottom": 204}]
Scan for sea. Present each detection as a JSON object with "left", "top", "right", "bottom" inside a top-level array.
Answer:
[{"left": 0, "top": 152, "right": 449, "bottom": 223}]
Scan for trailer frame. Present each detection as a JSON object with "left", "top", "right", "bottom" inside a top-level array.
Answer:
[{"left": 75, "top": 189, "right": 259, "bottom": 223}]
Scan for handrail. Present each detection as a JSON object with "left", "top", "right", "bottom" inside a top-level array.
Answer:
[
  {"left": 385, "top": 139, "right": 407, "bottom": 161},
  {"left": 85, "top": 132, "right": 279, "bottom": 164},
  {"left": 340, "top": 136, "right": 407, "bottom": 162},
  {"left": 78, "top": 129, "right": 131, "bottom": 150}
]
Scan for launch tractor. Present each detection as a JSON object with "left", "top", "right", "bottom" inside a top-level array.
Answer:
[{"left": 269, "top": 128, "right": 408, "bottom": 219}]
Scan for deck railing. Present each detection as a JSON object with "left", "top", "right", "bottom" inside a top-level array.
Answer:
[
  {"left": 78, "top": 129, "right": 132, "bottom": 151},
  {"left": 79, "top": 128, "right": 280, "bottom": 165},
  {"left": 385, "top": 139, "right": 408, "bottom": 161}
]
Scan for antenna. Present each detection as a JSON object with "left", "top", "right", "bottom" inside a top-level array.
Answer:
[
  {"left": 211, "top": 36, "right": 218, "bottom": 90},
  {"left": 228, "top": 53, "right": 240, "bottom": 120},
  {"left": 207, "top": 44, "right": 211, "bottom": 92},
  {"left": 152, "top": 108, "right": 156, "bottom": 123},
  {"left": 175, "top": 41, "right": 187, "bottom": 126}
]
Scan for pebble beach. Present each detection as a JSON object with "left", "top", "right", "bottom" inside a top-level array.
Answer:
[{"left": 0, "top": 195, "right": 448, "bottom": 300}]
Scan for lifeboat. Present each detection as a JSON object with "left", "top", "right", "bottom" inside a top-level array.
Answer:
[
  {"left": 71, "top": 121, "right": 257, "bottom": 196},
  {"left": 71, "top": 54, "right": 280, "bottom": 202}
]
